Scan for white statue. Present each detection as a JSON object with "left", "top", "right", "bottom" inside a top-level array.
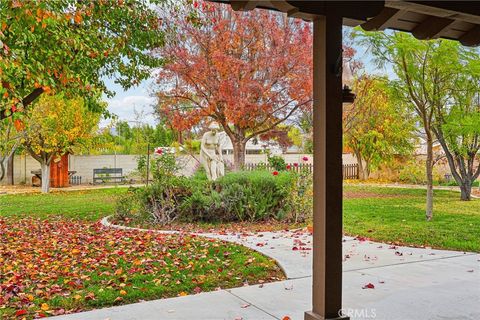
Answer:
[{"left": 200, "top": 122, "right": 225, "bottom": 181}]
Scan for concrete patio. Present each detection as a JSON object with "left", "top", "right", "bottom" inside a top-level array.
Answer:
[{"left": 52, "top": 226, "right": 480, "bottom": 320}]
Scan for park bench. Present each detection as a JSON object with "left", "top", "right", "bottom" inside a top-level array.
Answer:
[{"left": 92, "top": 168, "right": 127, "bottom": 184}]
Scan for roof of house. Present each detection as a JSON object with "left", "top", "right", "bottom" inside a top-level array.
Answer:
[{"left": 212, "top": 1, "right": 480, "bottom": 46}]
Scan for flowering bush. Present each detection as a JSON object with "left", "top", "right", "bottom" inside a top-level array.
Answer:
[
  {"left": 151, "top": 150, "right": 178, "bottom": 181},
  {"left": 136, "top": 149, "right": 179, "bottom": 183},
  {"left": 130, "top": 150, "right": 184, "bottom": 223},
  {"left": 287, "top": 167, "right": 313, "bottom": 222},
  {"left": 267, "top": 154, "right": 287, "bottom": 171}
]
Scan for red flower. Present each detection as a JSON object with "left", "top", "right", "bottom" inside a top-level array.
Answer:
[
  {"left": 193, "top": 1, "right": 198, "bottom": 8},
  {"left": 286, "top": 165, "right": 291, "bottom": 170},
  {"left": 155, "top": 148, "right": 163, "bottom": 155},
  {"left": 16, "top": 310, "right": 28, "bottom": 317},
  {"left": 272, "top": 171, "right": 279, "bottom": 176},
  {"left": 302, "top": 156, "right": 309, "bottom": 161},
  {"left": 293, "top": 163, "right": 298, "bottom": 167}
]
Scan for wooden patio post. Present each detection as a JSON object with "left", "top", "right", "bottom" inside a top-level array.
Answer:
[{"left": 305, "top": 13, "right": 347, "bottom": 320}]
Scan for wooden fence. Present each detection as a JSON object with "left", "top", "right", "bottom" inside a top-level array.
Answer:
[
  {"left": 343, "top": 163, "right": 359, "bottom": 179},
  {"left": 244, "top": 162, "right": 359, "bottom": 180}
]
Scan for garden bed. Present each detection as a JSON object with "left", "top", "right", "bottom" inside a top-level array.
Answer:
[
  {"left": 0, "top": 218, "right": 284, "bottom": 319},
  {"left": 114, "top": 169, "right": 312, "bottom": 226},
  {"left": 110, "top": 216, "right": 308, "bottom": 234}
]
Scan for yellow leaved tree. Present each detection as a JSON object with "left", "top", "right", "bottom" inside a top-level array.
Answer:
[{"left": 22, "top": 95, "right": 101, "bottom": 193}]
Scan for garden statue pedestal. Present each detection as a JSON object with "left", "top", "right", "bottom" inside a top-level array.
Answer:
[{"left": 200, "top": 123, "right": 225, "bottom": 181}]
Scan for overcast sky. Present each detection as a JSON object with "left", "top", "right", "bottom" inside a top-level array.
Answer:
[{"left": 101, "top": 77, "right": 157, "bottom": 127}]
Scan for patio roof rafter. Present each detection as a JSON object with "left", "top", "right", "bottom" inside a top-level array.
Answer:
[
  {"left": 411, "top": 16, "right": 455, "bottom": 40},
  {"left": 361, "top": 7, "right": 405, "bottom": 31},
  {"left": 460, "top": 25, "right": 480, "bottom": 47}
]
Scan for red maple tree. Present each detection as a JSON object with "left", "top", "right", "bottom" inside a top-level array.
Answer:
[
  {"left": 154, "top": 1, "right": 313, "bottom": 169},
  {"left": 259, "top": 129, "right": 294, "bottom": 154}
]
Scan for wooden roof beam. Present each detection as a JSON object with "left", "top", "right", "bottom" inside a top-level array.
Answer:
[
  {"left": 361, "top": 7, "right": 403, "bottom": 31},
  {"left": 285, "top": 1, "right": 385, "bottom": 22},
  {"left": 267, "top": 1, "right": 304, "bottom": 19},
  {"left": 412, "top": 16, "right": 455, "bottom": 40},
  {"left": 231, "top": 0, "right": 260, "bottom": 11},
  {"left": 387, "top": 1, "right": 480, "bottom": 25},
  {"left": 408, "top": 1, "right": 480, "bottom": 20},
  {"left": 460, "top": 25, "right": 480, "bottom": 47}
]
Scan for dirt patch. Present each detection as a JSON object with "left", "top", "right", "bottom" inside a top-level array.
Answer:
[
  {"left": 344, "top": 190, "right": 408, "bottom": 199},
  {"left": 111, "top": 216, "right": 308, "bottom": 234},
  {"left": 0, "top": 183, "right": 141, "bottom": 195},
  {"left": 0, "top": 185, "right": 40, "bottom": 195}
]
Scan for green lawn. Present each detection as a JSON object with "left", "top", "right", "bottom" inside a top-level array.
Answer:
[
  {"left": 2, "top": 186, "right": 479, "bottom": 253},
  {"left": 0, "top": 188, "right": 127, "bottom": 221},
  {"left": 344, "top": 185, "right": 480, "bottom": 252}
]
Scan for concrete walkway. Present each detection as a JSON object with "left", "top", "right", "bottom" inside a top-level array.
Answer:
[{"left": 52, "top": 220, "right": 480, "bottom": 320}]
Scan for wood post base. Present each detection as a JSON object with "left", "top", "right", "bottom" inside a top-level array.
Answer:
[{"left": 305, "top": 311, "right": 350, "bottom": 320}]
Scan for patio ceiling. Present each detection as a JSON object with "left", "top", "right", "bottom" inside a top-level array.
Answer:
[{"left": 216, "top": 1, "right": 480, "bottom": 46}]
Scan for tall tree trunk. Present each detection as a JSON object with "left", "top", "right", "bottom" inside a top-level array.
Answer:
[
  {"left": 6, "top": 153, "right": 14, "bottom": 185},
  {"left": 433, "top": 128, "right": 476, "bottom": 202},
  {"left": 355, "top": 151, "right": 364, "bottom": 180},
  {"left": 40, "top": 161, "right": 51, "bottom": 193},
  {"left": 177, "top": 130, "right": 184, "bottom": 144},
  {"left": 0, "top": 158, "right": 5, "bottom": 181},
  {"left": 425, "top": 133, "right": 434, "bottom": 221},
  {"left": 460, "top": 181, "right": 472, "bottom": 201},
  {"left": 362, "top": 160, "right": 371, "bottom": 180},
  {"left": 232, "top": 140, "right": 246, "bottom": 171},
  {"left": 354, "top": 150, "right": 369, "bottom": 180}
]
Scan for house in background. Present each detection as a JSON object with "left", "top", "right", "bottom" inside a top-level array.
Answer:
[{"left": 219, "top": 133, "right": 302, "bottom": 155}]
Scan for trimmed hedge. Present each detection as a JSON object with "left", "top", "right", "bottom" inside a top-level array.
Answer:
[{"left": 115, "top": 170, "right": 299, "bottom": 224}]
